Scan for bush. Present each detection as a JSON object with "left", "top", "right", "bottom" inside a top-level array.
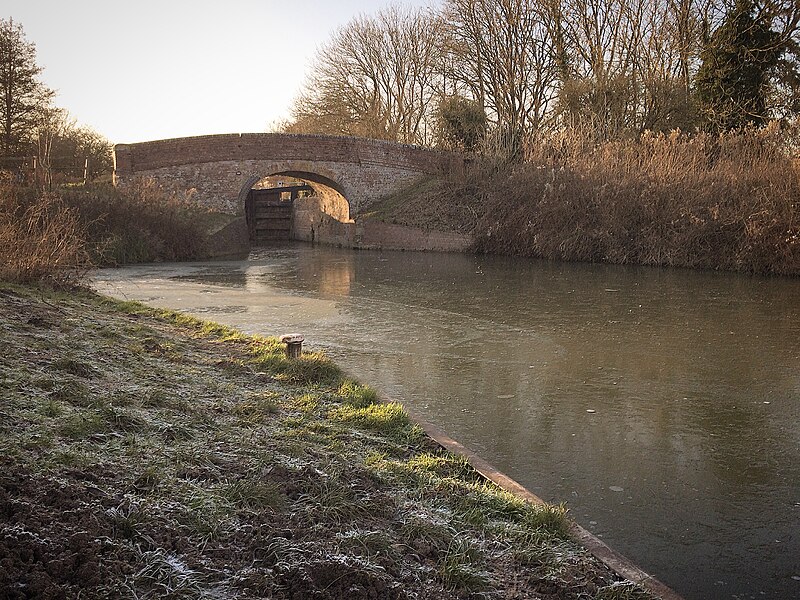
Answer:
[
  {"left": 453, "top": 126, "right": 800, "bottom": 275},
  {"left": 61, "top": 180, "right": 213, "bottom": 265},
  {"left": 0, "top": 178, "right": 220, "bottom": 286},
  {"left": 0, "top": 183, "right": 90, "bottom": 285}
]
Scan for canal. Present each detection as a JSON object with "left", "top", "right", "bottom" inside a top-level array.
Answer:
[{"left": 93, "top": 244, "right": 800, "bottom": 600}]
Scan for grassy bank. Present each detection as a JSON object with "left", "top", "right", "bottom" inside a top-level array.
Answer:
[
  {"left": 377, "top": 128, "right": 800, "bottom": 275},
  {"left": 0, "top": 284, "right": 654, "bottom": 599}
]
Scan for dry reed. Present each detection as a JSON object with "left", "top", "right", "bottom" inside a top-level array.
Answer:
[
  {"left": 0, "top": 183, "right": 90, "bottom": 285},
  {"left": 60, "top": 179, "right": 212, "bottom": 265},
  {"left": 457, "top": 126, "right": 800, "bottom": 275},
  {"left": 0, "top": 177, "right": 216, "bottom": 286}
]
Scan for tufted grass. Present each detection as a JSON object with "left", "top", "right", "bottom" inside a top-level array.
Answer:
[{"left": 0, "top": 282, "right": 657, "bottom": 599}]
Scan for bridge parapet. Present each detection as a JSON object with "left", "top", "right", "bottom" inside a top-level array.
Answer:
[{"left": 114, "top": 134, "right": 460, "bottom": 216}]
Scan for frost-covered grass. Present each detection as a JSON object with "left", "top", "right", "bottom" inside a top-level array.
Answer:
[{"left": 0, "top": 283, "right": 656, "bottom": 599}]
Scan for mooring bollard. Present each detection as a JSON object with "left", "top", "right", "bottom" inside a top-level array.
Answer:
[{"left": 279, "top": 333, "right": 304, "bottom": 359}]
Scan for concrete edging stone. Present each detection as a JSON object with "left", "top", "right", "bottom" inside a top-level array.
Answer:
[{"left": 393, "top": 400, "right": 685, "bottom": 600}]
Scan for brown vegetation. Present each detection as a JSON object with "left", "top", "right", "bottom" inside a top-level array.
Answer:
[
  {"left": 0, "top": 180, "right": 217, "bottom": 286},
  {"left": 469, "top": 128, "right": 800, "bottom": 274},
  {"left": 60, "top": 180, "right": 213, "bottom": 265},
  {"left": 0, "top": 182, "right": 89, "bottom": 286},
  {"left": 376, "top": 127, "right": 800, "bottom": 275}
]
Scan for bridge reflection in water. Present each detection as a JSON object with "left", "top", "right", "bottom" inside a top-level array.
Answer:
[{"left": 93, "top": 245, "right": 800, "bottom": 600}]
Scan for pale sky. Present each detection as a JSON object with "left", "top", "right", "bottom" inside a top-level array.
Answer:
[{"left": 5, "top": 1, "right": 440, "bottom": 144}]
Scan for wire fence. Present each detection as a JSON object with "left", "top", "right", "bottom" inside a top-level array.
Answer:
[{"left": 0, "top": 155, "right": 108, "bottom": 187}]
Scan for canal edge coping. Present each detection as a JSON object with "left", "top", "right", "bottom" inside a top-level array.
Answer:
[{"left": 390, "top": 398, "right": 685, "bottom": 600}]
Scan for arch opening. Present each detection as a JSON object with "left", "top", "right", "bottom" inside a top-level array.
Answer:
[{"left": 240, "top": 171, "right": 353, "bottom": 246}]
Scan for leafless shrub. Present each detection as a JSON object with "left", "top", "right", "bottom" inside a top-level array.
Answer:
[
  {"left": 60, "top": 179, "right": 212, "bottom": 265},
  {"left": 447, "top": 126, "right": 800, "bottom": 274},
  {"left": 0, "top": 183, "right": 90, "bottom": 285}
]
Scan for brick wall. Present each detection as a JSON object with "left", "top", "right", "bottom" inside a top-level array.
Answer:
[
  {"left": 293, "top": 197, "right": 355, "bottom": 246},
  {"left": 115, "top": 133, "right": 458, "bottom": 174},
  {"left": 357, "top": 221, "right": 471, "bottom": 253},
  {"left": 113, "top": 133, "right": 471, "bottom": 254},
  {"left": 114, "top": 133, "right": 462, "bottom": 217}
]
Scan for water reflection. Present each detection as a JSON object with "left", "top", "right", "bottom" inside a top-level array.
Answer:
[
  {"left": 174, "top": 266, "right": 249, "bottom": 288},
  {"left": 93, "top": 245, "right": 800, "bottom": 600},
  {"left": 297, "top": 255, "right": 354, "bottom": 299}
]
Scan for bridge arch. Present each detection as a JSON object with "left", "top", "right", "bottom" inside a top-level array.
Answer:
[
  {"left": 238, "top": 166, "right": 354, "bottom": 244},
  {"left": 235, "top": 164, "right": 353, "bottom": 220},
  {"left": 113, "top": 133, "right": 460, "bottom": 218}
]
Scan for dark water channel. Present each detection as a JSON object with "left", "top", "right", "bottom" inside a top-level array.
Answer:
[{"left": 93, "top": 245, "right": 800, "bottom": 600}]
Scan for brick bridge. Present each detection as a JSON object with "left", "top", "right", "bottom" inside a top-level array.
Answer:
[
  {"left": 113, "top": 133, "right": 459, "bottom": 216},
  {"left": 112, "top": 133, "right": 470, "bottom": 252}
]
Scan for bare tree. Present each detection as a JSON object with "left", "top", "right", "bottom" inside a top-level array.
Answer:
[
  {"left": 286, "top": 7, "right": 445, "bottom": 145},
  {"left": 66, "top": 125, "right": 113, "bottom": 181},
  {"left": 443, "top": 0, "right": 560, "bottom": 144},
  {"left": 541, "top": 0, "right": 720, "bottom": 135},
  {"left": 549, "top": 0, "right": 651, "bottom": 134},
  {"left": 286, "top": 0, "right": 798, "bottom": 149},
  {"left": 756, "top": 0, "right": 800, "bottom": 120},
  {"left": 34, "top": 105, "right": 71, "bottom": 190},
  {"left": 630, "top": 0, "right": 712, "bottom": 130}
]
